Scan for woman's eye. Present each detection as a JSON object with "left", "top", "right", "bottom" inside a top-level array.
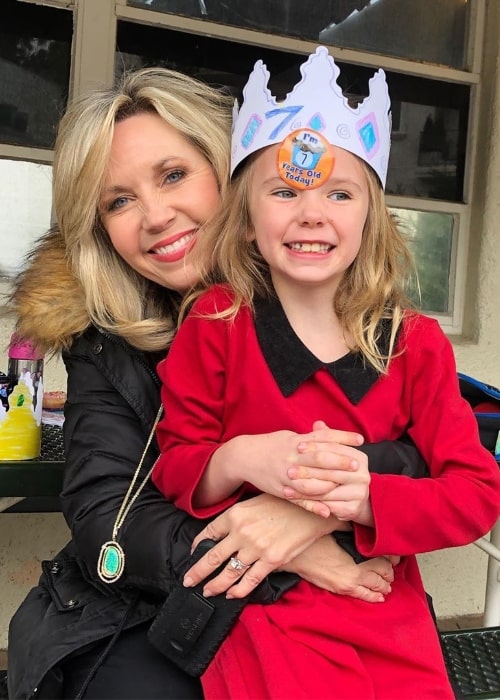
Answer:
[
  {"left": 164, "top": 169, "right": 185, "bottom": 184},
  {"left": 107, "top": 195, "right": 130, "bottom": 212}
]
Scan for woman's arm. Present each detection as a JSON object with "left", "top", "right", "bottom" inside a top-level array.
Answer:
[
  {"left": 284, "top": 535, "right": 398, "bottom": 602},
  {"left": 183, "top": 493, "right": 337, "bottom": 596},
  {"left": 60, "top": 331, "right": 207, "bottom": 594},
  {"left": 182, "top": 493, "right": 398, "bottom": 601}
]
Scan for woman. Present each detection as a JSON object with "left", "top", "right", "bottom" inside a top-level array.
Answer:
[{"left": 7, "top": 66, "right": 420, "bottom": 700}]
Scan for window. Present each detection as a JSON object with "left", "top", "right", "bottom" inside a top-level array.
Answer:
[
  {"left": 0, "top": 0, "right": 72, "bottom": 285},
  {"left": 1, "top": 0, "right": 485, "bottom": 335},
  {"left": 0, "top": 160, "right": 52, "bottom": 278},
  {"left": 116, "top": 23, "right": 469, "bottom": 202},
  {"left": 127, "top": 0, "right": 470, "bottom": 69},
  {"left": 0, "top": 0, "right": 71, "bottom": 149},
  {"left": 392, "top": 208, "right": 455, "bottom": 315}
]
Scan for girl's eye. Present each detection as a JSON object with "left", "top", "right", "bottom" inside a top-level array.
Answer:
[
  {"left": 330, "top": 191, "right": 350, "bottom": 201},
  {"left": 274, "top": 189, "right": 295, "bottom": 199},
  {"left": 164, "top": 169, "right": 185, "bottom": 184}
]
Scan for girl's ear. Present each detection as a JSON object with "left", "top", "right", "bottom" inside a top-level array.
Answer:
[{"left": 246, "top": 226, "right": 256, "bottom": 242}]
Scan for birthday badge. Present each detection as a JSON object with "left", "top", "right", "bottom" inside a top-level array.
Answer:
[{"left": 278, "top": 129, "right": 334, "bottom": 190}]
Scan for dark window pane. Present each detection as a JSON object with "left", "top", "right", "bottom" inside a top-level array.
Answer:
[
  {"left": 319, "top": 0, "right": 468, "bottom": 70},
  {"left": 116, "top": 23, "right": 468, "bottom": 202},
  {"left": 127, "top": 0, "right": 469, "bottom": 69},
  {"left": 116, "top": 21, "right": 306, "bottom": 97},
  {"left": 332, "top": 64, "right": 469, "bottom": 202},
  {"left": 0, "top": 0, "right": 72, "bottom": 149}
]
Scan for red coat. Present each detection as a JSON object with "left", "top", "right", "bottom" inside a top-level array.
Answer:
[{"left": 154, "top": 285, "right": 500, "bottom": 699}]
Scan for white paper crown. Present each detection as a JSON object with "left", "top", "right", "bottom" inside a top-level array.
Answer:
[{"left": 231, "top": 46, "right": 392, "bottom": 188}]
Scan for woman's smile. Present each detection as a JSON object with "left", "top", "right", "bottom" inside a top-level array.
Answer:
[
  {"left": 100, "top": 112, "right": 221, "bottom": 292},
  {"left": 149, "top": 228, "right": 198, "bottom": 262}
]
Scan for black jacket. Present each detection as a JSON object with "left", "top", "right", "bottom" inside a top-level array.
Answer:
[{"left": 7, "top": 327, "right": 203, "bottom": 698}]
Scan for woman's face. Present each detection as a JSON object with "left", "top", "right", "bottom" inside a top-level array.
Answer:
[{"left": 99, "top": 112, "right": 221, "bottom": 292}]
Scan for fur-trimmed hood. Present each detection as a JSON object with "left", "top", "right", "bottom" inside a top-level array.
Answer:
[{"left": 8, "top": 228, "right": 89, "bottom": 354}]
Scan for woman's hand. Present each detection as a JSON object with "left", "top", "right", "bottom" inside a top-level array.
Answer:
[
  {"left": 286, "top": 535, "right": 399, "bottom": 603},
  {"left": 183, "top": 493, "right": 342, "bottom": 598},
  {"left": 283, "top": 421, "right": 373, "bottom": 523}
]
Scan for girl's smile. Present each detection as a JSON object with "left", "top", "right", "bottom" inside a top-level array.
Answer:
[{"left": 285, "top": 241, "right": 335, "bottom": 254}]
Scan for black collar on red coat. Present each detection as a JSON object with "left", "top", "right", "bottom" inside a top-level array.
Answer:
[{"left": 253, "top": 293, "right": 395, "bottom": 405}]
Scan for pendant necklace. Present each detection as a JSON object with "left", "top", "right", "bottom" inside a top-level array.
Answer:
[{"left": 97, "top": 406, "right": 163, "bottom": 584}]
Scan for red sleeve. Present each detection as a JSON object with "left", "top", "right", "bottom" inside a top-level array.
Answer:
[
  {"left": 152, "top": 287, "right": 244, "bottom": 518},
  {"left": 355, "top": 316, "right": 500, "bottom": 556}
]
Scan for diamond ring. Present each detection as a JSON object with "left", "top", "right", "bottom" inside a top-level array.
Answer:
[{"left": 229, "top": 557, "right": 249, "bottom": 571}]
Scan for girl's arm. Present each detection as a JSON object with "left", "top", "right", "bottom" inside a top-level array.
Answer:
[
  {"left": 355, "top": 318, "right": 500, "bottom": 557},
  {"left": 200, "top": 427, "right": 367, "bottom": 518}
]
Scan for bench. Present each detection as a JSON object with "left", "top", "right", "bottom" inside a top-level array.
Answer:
[
  {"left": 0, "top": 428, "right": 499, "bottom": 698},
  {"left": 441, "top": 627, "right": 500, "bottom": 699}
]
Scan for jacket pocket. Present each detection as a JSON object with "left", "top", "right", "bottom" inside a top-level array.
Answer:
[{"left": 41, "top": 557, "right": 89, "bottom": 612}]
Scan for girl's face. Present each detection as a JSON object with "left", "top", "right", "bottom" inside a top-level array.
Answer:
[
  {"left": 99, "top": 112, "right": 221, "bottom": 292},
  {"left": 248, "top": 143, "right": 369, "bottom": 298}
]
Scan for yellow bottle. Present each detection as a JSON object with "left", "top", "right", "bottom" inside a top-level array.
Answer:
[{"left": 0, "top": 336, "right": 43, "bottom": 460}]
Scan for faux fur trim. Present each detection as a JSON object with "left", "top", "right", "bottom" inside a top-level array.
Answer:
[{"left": 7, "top": 228, "right": 89, "bottom": 354}]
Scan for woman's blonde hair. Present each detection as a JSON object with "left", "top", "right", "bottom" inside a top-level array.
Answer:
[
  {"left": 53, "top": 67, "right": 232, "bottom": 351},
  {"left": 189, "top": 153, "right": 415, "bottom": 374}
]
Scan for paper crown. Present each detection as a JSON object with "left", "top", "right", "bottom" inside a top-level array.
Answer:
[{"left": 231, "top": 46, "right": 392, "bottom": 188}]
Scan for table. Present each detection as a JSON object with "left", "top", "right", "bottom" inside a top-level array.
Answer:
[{"left": 0, "top": 425, "right": 64, "bottom": 513}]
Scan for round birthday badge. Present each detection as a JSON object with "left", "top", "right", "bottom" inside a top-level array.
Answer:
[{"left": 277, "top": 129, "right": 334, "bottom": 190}]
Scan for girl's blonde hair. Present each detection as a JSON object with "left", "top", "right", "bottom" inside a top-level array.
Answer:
[
  {"left": 189, "top": 153, "right": 415, "bottom": 374},
  {"left": 53, "top": 67, "right": 233, "bottom": 351}
]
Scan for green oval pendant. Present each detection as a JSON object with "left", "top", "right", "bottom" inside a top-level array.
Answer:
[{"left": 98, "top": 540, "right": 125, "bottom": 583}]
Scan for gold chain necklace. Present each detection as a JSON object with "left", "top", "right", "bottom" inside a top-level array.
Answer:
[{"left": 97, "top": 405, "right": 163, "bottom": 584}]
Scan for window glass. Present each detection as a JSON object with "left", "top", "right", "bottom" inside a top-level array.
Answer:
[
  {"left": 0, "top": 160, "right": 52, "bottom": 278},
  {"left": 127, "top": 0, "right": 469, "bottom": 69},
  {"left": 391, "top": 207, "right": 455, "bottom": 314},
  {"left": 116, "top": 21, "right": 305, "bottom": 96},
  {"left": 116, "top": 22, "right": 469, "bottom": 202},
  {"left": 0, "top": 0, "right": 72, "bottom": 149},
  {"left": 337, "top": 65, "right": 469, "bottom": 202}
]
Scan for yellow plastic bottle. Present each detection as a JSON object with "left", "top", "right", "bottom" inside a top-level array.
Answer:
[{"left": 0, "top": 336, "right": 43, "bottom": 460}]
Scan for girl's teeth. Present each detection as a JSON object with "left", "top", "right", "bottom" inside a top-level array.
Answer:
[{"left": 289, "top": 242, "right": 331, "bottom": 253}]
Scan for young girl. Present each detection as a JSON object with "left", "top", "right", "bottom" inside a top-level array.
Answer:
[{"left": 152, "top": 47, "right": 500, "bottom": 699}]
